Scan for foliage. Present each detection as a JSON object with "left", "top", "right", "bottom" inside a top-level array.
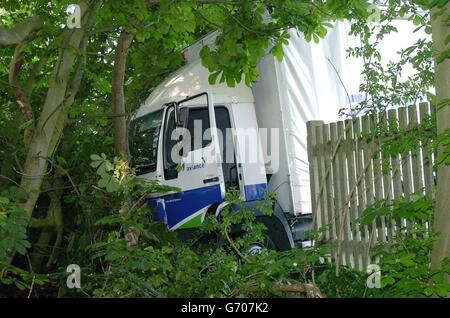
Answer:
[
  {"left": 69, "top": 167, "right": 325, "bottom": 298},
  {"left": 201, "top": 0, "right": 370, "bottom": 87},
  {"left": 0, "top": 187, "right": 49, "bottom": 294},
  {"left": 330, "top": 0, "right": 450, "bottom": 298},
  {"left": 200, "top": 188, "right": 274, "bottom": 256},
  {"left": 315, "top": 264, "right": 366, "bottom": 298},
  {"left": 357, "top": 194, "right": 450, "bottom": 297},
  {"left": 346, "top": 0, "right": 434, "bottom": 116},
  {"left": 0, "top": 187, "right": 30, "bottom": 260},
  {"left": 0, "top": 262, "right": 49, "bottom": 294},
  {"left": 55, "top": 154, "right": 175, "bottom": 297}
]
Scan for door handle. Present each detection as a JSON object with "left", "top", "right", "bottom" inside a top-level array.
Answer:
[{"left": 203, "top": 177, "right": 219, "bottom": 184}]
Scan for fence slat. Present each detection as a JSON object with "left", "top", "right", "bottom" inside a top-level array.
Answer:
[
  {"left": 398, "top": 107, "right": 413, "bottom": 200},
  {"left": 371, "top": 114, "right": 387, "bottom": 243},
  {"left": 407, "top": 105, "right": 424, "bottom": 195},
  {"left": 330, "top": 122, "right": 345, "bottom": 265},
  {"left": 353, "top": 117, "right": 369, "bottom": 269},
  {"left": 362, "top": 115, "right": 378, "bottom": 262},
  {"left": 419, "top": 103, "right": 435, "bottom": 197},
  {"left": 388, "top": 109, "right": 404, "bottom": 231},
  {"left": 323, "top": 124, "right": 336, "bottom": 241},
  {"left": 307, "top": 121, "right": 323, "bottom": 230},
  {"left": 378, "top": 111, "right": 396, "bottom": 242},
  {"left": 337, "top": 121, "right": 353, "bottom": 267},
  {"left": 398, "top": 107, "right": 414, "bottom": 231},
  {"left": 344, "top": 119, "right": 359, "bottom": 268}
]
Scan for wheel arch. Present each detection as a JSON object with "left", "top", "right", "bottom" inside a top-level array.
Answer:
[{"left": 211, "top": 200, "right": 295, "bottom": 250}]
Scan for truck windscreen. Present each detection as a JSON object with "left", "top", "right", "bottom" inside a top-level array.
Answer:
[{"left": 129, "top": 109, "right": 164, "bottom": 175}]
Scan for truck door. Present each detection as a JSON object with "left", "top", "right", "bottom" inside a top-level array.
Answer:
[{"left": 160, "top": 92, "right": 226, "bottom": 230}]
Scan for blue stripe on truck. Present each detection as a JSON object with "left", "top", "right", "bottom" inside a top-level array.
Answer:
[
  {"left": 149, "top": 183, "right": 268, "bottom": 230},
  {"left": 148, "top": 184, "right": 223, "bottom": 229},
  {"left": 244, "top": 183, "right": 268, "bottom": 201}
]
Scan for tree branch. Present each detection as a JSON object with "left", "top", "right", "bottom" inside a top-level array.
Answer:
[
  {"left": 8, "top": 44, "right": 33, "bottom": 121},
  {"left": 0, "top": 15, "right": 44, "bottom": 46},
  {"left": 29, "top": 218, "right": 55, "bottom": 229},
  {"left": 24, "top": 54, "right": 50, "bottom": 97},
  {"left": 271, "top": 283, "right": 325, "bottom": 298}
]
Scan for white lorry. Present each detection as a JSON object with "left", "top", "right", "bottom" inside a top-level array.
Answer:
[{"left": 129, "top": 22, "right": 361, "bottom": 249}]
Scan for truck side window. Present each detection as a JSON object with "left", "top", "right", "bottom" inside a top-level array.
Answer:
[
  {"left": 163, "top": 107, "right": 212, "bottom": 180},
  {"left": 186, "top": 108, "right": 211, "bottom": 151},
  {"left": 129, "top": 109, "right": 164, "bottom": 176},
  {"left": 214, "top": 107, "right": 238, "bottom": 188}
]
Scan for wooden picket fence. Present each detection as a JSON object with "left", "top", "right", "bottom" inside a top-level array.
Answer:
[{"left": 306, "top": 103, "right": 436, "bottom": 270}]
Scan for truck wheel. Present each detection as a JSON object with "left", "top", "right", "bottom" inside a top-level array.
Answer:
[
  {"left": 230, "top": 229, "right": 277, "bottom": 257},
  {"left": 248, "top": 234, "right": 276, "bottom": 254}
]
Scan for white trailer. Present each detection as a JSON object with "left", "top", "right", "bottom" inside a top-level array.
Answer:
[{"left": 130, "top": 22, "right": 361, "bottom": 249}]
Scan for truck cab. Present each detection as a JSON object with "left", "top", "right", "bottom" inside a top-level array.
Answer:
[{"left": 129, "top": 55, "right": 299, "bottom": 249}]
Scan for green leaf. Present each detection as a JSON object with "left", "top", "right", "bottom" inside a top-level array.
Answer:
[
  {"left": 271, "top": 44, "right": 284, "bottom": 62},
  {"left": 56, "top": 156, "right": 68, "bottom": 167},
  {"left": 135, "top": 31, "right": 146, "bottom": 42},
  {"left": 208, "top": 71, "right": 221, "bottom": 85},
  {"left": 19, "top": 239, "right": 31, "bottom": 249},
  {"left": 95, "top": 215, "right": 122, "bottom": 226},
  {"left": 313, "top": 33, "right": 320, "bottom": 44},
  {"left": 435, "top": 283, "right": 450, "bottom": 297},
  {"left": 19, "top": 119, "right": 33, "bottom": 131},
  {"left": 98, "top": 177, "right": 109, "bottom": 188},
  {"left": 381, "top": 275, "right": 396, "bottom": 287},
  {"left": 412, "top": 15, "right": 422, "bottom": 26},
  {"left": 226, "top": 75, "right": 235, "bottom": 88},
  {"left": 304, "top": 33, "right": 312, "bottom": 42},
  {"left": 436, "top": 50, "right": 449, "bottom": 64},
  {"left": 400, "top": 254, "right": 416, "bottom": 267},
  {"left": 0, "top": 197, "right": 10, "bottom": 205},
  {"left": 15, "top": 242, "right": 26, "bottom": 255},
  {"left": 106, "top": 179, "right": 120, "bottom": 193},
  {"left": 424, "top": 286, "right": 434, "bottom": 296},
  {"left": 90, "top": 155, "right": 104, "bottom": 168},
  {"left": 97, "top": 163, "right": 109, "bottom": 178}
]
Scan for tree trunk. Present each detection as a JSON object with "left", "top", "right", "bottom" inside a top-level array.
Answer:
[
  {"left": 28, "top": 34, "right": 88, "bottom": 273},
  {"left": 112, "top": 30, "right": 134, "bottom": 160},
  {"left": 19, "top": 0, "right": 100, "bottom": 222},
  {"left": 30, "top": 174, "right": 64, "bottom": 273},
  {"left": 430, "top": 2, "right": 450, "bottom": 285}
]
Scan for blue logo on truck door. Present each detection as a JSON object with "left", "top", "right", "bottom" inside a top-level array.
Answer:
[{"left": 186, "top": 163, "right": 205, "bottom": 171}]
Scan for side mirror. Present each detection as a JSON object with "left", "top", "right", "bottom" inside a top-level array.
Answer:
[{"left": 176, "top": 106, "right": 189, "bottom": 128}]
